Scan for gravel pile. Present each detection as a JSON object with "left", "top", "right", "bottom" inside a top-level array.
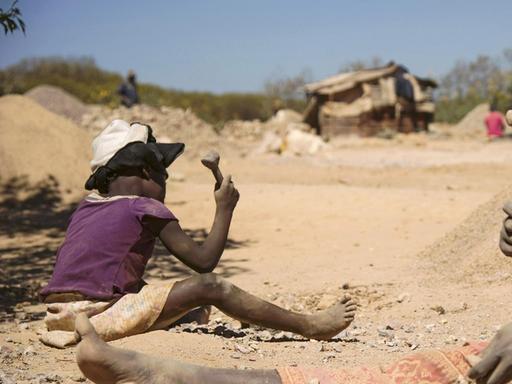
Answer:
[
  {"left": 25, "top": 85, "right": 89, "bottom": 124},
  {"left": 452, "top": 103, "right": 489, "bottom": 138},
  {"left": 419, "top": 186, "right": 512, "bottom": 283}
]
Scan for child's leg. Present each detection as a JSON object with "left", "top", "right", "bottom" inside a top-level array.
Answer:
[
  {"left": 150, "top": 306, "right": 211, "bottom": 330},
  {"left": 154, "top": 273, "right": 357, "bottom": 340},
  {"left": 41, "top": 293, "right": 211, "bottom": 348},
  {"left": 76, "top": 313, "right": 282, "bottom": 384}
]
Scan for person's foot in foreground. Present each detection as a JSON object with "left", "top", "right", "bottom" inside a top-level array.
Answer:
[
  {"left": 77, "top": 313, "right": 511, "bottom": 384},
  {"left": 76, "top": 313, "right": 282, "bottom": 384}
]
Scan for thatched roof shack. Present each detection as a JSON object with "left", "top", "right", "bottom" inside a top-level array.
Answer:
[{"left": 303, "top": 63, "right": 437, "bottom": 137}]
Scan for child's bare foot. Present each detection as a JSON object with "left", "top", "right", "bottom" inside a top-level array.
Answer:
[
  {"left": 40, "top": 330, "right": 79, "bottom": 349},
  {"left": 302, "top": 296, "right": 357, "bottom": 340},
  {"left": 75, "top": 314, "right": 280, "bottom": 384}
]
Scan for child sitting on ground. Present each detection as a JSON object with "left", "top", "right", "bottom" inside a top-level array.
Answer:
[{"left": 40, "top": 119, "right": 356, "bottom": 348}]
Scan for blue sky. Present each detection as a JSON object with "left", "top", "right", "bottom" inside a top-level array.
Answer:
[{"left": 1, "top": 0, "right": 511, "bottom": 93}]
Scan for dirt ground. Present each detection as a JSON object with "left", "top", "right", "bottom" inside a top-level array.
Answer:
[{"left": 2, "top": 136, "right": 512, "bottom": 383}]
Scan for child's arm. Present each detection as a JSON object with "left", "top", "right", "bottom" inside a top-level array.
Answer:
[{"left": 158, "top": 175, "right": 239, "bottom": 273}]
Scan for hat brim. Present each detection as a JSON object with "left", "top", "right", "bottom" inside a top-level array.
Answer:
[{"left": 155, "top": 143, "right": 185, "bottom": 168}]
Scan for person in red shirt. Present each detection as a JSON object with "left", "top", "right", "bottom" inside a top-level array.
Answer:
[{"left": 485, "top": 104, "right": 505, "bottom": 139}]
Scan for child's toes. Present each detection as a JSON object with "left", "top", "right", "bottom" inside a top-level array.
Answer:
[
  {"left": 345, "top": 311, "right": 356, "bottom": 319},
  {"left": 344, "top": 297, "right": 355, "bottom": 305},
  {"left": 345, "top": 304, "right": 356, "bottom": 312}
]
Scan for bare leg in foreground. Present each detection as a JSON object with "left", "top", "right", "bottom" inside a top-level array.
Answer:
[
  {"left": 76, "top": 314, "right": 281, "bottom": 384},
  {"left": 151, "top": 273, "right": 357, "bottom": 340}
]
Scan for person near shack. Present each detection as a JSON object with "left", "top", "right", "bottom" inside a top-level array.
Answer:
[
  {"left": 38, "top": 119, "right": 356, "bottom": 349},
  {"left": 485, "top": 104, "right": 505, "bottom": 139},
  {"left": 117, "top": 70, "right": 139, "bottom": 108},
  {"left": 394, "top": 65, "right": 417, "bottom": 132}
]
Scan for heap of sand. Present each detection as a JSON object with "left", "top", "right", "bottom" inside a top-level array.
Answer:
[
  {"left": 420, "top": 185, "right": 512, "bottom": 284},
  {"left": 453, "top": 103, "right": 489, "bottom": 138},
  {"left": 0, "top": 95, "right": 91, "bottom": 191},
  {"left": 25, "top": 85, "right": 88, "bottom": 124}
]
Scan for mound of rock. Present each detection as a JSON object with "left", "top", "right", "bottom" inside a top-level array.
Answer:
[
  {"left": 252, "top": 128, "right": 328, "bottom": 156},
  {"left": 268, "top": 109, "right": 303, "bottom": 125},
  {"left": 419, "top": 186, "right": 512, "bottom": 284},
  {"left": 284, "top": 128, "right": 328, "bottom": 155},
  {"left": 221, "top": 120, "right": 264, "bottom": 142},
  {"left": 221, "top": 109, "right": 306, "bottom": 143},
  {"left": 0, "top": 95, "right": 91, "bottom": 191},
  {"left": 25, "top": 85, "right": 88, "bottom": 124},
  {"left": 81, "top": 104, "right": 219, "bottom": 157},
  {"left": 221, "top": 109, "right": 327, "bottom": 156}
]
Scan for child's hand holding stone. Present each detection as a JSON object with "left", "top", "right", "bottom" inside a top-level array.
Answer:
[{"left": 214, "top": 175, "right": 240, "bottom": 212}]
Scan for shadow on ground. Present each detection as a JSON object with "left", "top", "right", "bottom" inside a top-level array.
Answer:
[
  {"left": 146, "top": 230, "right": 252, "bottom": 281},
  {"left": 0, "top": 176, "right": 76, "bottom": 321},
  {"left": 0, "top": 176, "right": 252, "bottom": 320}
]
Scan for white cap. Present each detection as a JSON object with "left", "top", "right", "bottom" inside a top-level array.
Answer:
[{"left": 90, "top": 120, "right": 149, "bottom": 171}]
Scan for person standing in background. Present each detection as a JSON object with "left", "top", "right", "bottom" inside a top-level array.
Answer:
[{"left": 117, "top": 70, "right": 139, "bottom": 108}]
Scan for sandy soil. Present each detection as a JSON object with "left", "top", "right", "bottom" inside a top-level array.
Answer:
[{"left": 1, "top": 136, "right": 512, "bottom": 383}]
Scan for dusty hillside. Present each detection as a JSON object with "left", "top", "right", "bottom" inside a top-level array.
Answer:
[{"left": 0, "top": 95, "right": 91, "bottom": 191}]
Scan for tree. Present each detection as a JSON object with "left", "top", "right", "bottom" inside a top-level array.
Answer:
[
  {"left": 263, "top": 69, "right": 312, "bottom": 102},
  {"left": 263, "top": 69, "right": 311, "bottom": 114},
  {"left": 436, "top": 49, "right": 512, "bottom": 123},
  {"left": 0, "top": 0, "right": 25, "bottom": 35}
]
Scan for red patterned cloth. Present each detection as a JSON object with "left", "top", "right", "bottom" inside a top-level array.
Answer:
[{"left": 278, "top": 341, "right": 488, "bottom": 384}]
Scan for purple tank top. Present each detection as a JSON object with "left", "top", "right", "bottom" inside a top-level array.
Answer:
[{"left": 40, "top": 194, "right": 177, "bottom": 300}]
